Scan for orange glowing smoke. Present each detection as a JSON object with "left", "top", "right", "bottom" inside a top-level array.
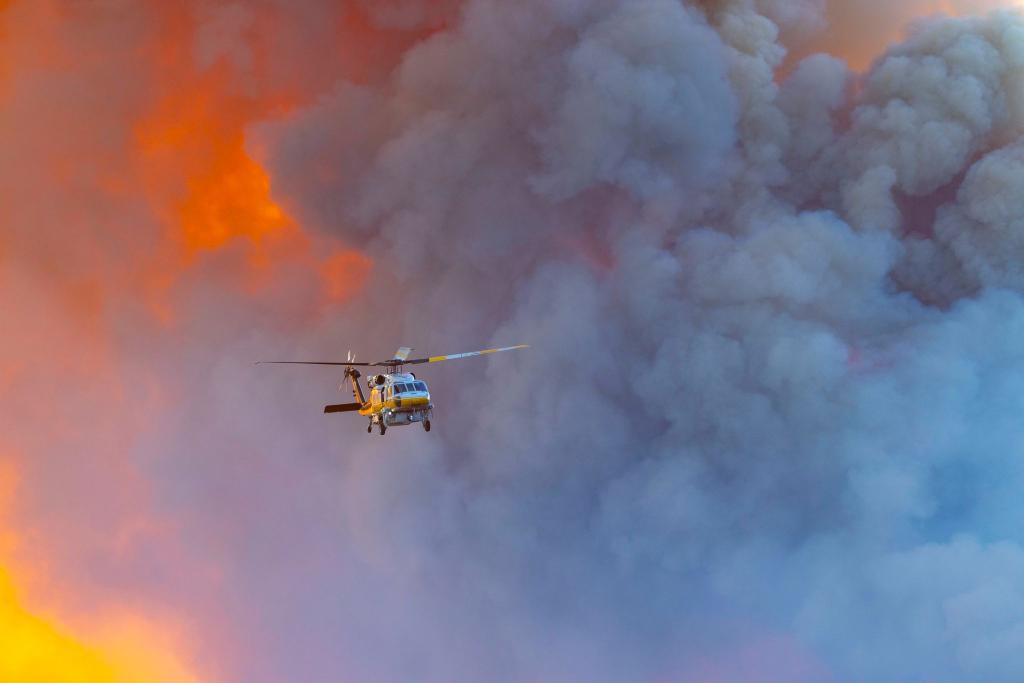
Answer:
[
  {"left": 0, "top": 1, "right": 368, "bottom": 679},
  {"left": 138, "top": 94, "right": 291, "bottom": 254},
  {"left": 134, "top": 31, "right": 298, "bottom": 258},
  {"left": 0, "top": 0, "right": 403, "bottom": 675},
  {"left": 0, "top": 1, "right": 9, "bottom": 101},
  {"left": 0, "top": 571, "right": 197, "bottom": 683},
  {"left": 799, "top": 0, "right": 1022, "bottom": 72},
  {"left": 0, "top": 465, "right": 198, "bottom": 682},
  {"left": 321, "top": 249, "right": 374, "bottom": 303},
  {"left": 137, "top": 87, "right": 372, "bottom": 306},
  {"left": 130, "top": 4, "right": 376, "bottom": 314}
]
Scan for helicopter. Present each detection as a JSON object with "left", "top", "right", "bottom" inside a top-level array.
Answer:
[{"left": 258, "top": 344, "right": 528, "bottom": 435}]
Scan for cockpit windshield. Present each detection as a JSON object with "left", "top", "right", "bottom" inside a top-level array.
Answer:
[{"left": 393, "top": 382, "right": 428, "bottom": 394}]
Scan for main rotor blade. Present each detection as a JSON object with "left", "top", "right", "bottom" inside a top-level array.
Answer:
[
  {"left": 256, "top": 361, "right": 380, "bottom": 367},
  {"left": 403, "top": 344, "right": 529, "bottom": 365},
  {"left": 258, "top": 344, "right": 528, "bottom": 368}
]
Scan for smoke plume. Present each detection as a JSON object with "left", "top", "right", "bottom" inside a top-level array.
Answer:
[{"left": 5, "top": 1, "right": 1024, "bottom": 682}]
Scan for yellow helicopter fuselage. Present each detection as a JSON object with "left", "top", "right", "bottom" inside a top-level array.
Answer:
[
  {"left": 361, "top": 373, "right": 432, "bottom": 423},
  {"left": 261, "top": 344, "right": 527, "bottom": 436}
]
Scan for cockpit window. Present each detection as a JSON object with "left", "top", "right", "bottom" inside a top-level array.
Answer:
[{"left": 391, "top": 382, "right": 426, "bottom": 394}]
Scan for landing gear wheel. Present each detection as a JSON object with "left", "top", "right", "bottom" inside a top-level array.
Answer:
[
  {"left": 378, "top": 420, "right": 387, "bottom": 436},
  {"left": 423, "top": 420, "right": 431, "bottom": 432}
]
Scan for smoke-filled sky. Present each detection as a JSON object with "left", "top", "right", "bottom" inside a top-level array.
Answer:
[{"left": 4, "top": 1, "right": 1024, "bottom": 681}]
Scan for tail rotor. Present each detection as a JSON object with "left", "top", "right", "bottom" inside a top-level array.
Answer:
[{"left": 341, "top": 350, "right": 363, "bottom": 396}]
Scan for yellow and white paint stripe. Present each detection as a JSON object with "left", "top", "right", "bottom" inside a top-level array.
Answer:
[{"left": 424, "top": 344, "right": 530, "bottom": 364}]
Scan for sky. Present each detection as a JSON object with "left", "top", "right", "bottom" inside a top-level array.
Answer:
[{"left": 3, "top": 1, "right": 1024, "bottom": 681}]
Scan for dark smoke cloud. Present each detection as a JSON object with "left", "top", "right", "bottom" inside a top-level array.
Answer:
[
  {"left": 7, "top": 0, "right": 1024, "bottom": 681},
  {"left": 245, "top": 2, "right": 1024, "bottom": 682}
]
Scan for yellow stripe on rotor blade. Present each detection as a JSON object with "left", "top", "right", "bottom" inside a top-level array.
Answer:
[{"left": 427, "top": 345, "right": 528, "bottom": 363}]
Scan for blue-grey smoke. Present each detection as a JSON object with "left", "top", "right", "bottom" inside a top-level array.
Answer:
[{"left": 151, "top": 2, "right": 1024, "bottom": 681}]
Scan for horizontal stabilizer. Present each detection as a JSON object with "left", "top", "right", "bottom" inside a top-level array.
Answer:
[{"left": 324, "top": 402, "right": 362, "bottom": 414}]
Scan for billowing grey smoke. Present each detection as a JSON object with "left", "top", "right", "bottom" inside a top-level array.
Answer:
[{"left": 178, "top": 2, "right": 1024, "bottom": 681}]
